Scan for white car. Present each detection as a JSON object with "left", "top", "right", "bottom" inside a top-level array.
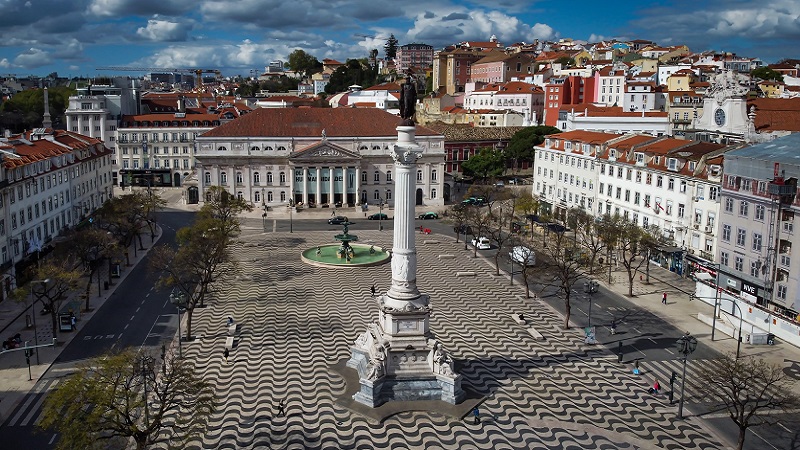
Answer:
[
  {"left": 471, "top": 236, "right": 492, "bottom": 250},
  {"left": 509, "top": 246, "right": 536, "bottom": 266}
]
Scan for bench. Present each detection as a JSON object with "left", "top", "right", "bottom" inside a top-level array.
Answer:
[
  {"left": 225, "top": 336, "right": 235, "bottom": 350},
  {"left": 511, "top": 313, "right": 527, "bottom": 325},
  {"left": 227, "top": 324, "right": 237, "bottom": 336},
  {"left": 526, "top": 328, "right": 544, "bottom": 340},
  {"left": 456, "top": 271, "right": 476, "bottom": 277}
]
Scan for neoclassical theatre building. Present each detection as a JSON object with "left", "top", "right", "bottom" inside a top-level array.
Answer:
[{"left": 194, "top": 108, "right": 448, "bottom": 208}]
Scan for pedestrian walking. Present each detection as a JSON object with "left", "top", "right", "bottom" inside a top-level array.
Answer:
[
  {"left": 662, "top": 292, "right": 667, "bottom": 304},
  {"left": 227, "top": 315, "right": 234, "bottom": 326},
  {"left": 70, "top": 315, "right": 77, "bottom": 331},
  {"left": 277, "top": 398, "right": 286, "bottom": 417},
  {"left": 648, "top": 378, "right": 660, "bottom": 394},
  {"left": 223, "top": 348, "right": 230, "bottom": 364},
  {"left": 370, "top": 284, "right": 377, "bottom": 297},
  {"left": 472, "top": 406, "right": 480, "bottom": 424},
  {"left": 610, "top": 319, "right": 616, "bottom": 335}
]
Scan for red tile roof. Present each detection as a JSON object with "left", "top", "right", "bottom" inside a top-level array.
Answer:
[
  {"left": 200, "top": 108, "right": 440, "bottom": 138},
  {"left": 551, "top": 130, "right": 621, "bottom": 144},
  {"left": 747, "top": 98, "right": 800, "bottom": 132}
]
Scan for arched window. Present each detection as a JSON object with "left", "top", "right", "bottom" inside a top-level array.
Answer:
[
  {"left": 254, "top": 191, "right": 261, "bottom": 203},
  {"left": 277, "top": 146, "right": 286, "bottom": 151},
  {"left": 359, "top": 145, "right": 368, "bottom": 150},
  {"left": 386, "top": 189, "right": 392, "bottom": 200},
  {"left": 431, "top": 188, "right": 437, "bottom": 199},
  {"left": 386, "top": 170, "right": 392, "bottom": 182},
  {"left": 416, "top": 170, "right": 423, "bottom": 181},
  {"left": 265, "top": 146, "right": 273, "bottom": 151},
  {"left": 204, "top": 172, "right": 211, "bottom": 183},
  {"left": 279, "top": 172, "right": 286, "bottom": 183},
  {"left": 254, "top": 172, "right": 260, "bottom": 184},
  {"left": 280, "top": 191, "right": 286, "bottom": 202},
  {"left": 237, "top": 191, "right": 243, "bottom": 199},
  {"left": 251, "top": 146, "right": 260, "bottom": 152},
  {"left": 372, "top": 145, "right": 381, "bottom": 150},
  {"left": 374, "top": 171, "right": 380, "bottom": 182},
  {"left": 374, "top": 190, "right": 380, "bottom": 200},
  {"left": 217, "top": 146, "right": 227, "bottom": 151},
  {"left": 361, "top": 171, "right": 367, "bottom": 182},
  {"left": 431, "top": 169, "right": 437, "bottom": 181},
  {"left": 267, "top": 172, "right": 273, "bottom": 184},
  {"left": 236, "top": 172, "right": 243, "bottom": 184},
  {"left": 268, "top": 191, "right": 274, "bottom": 202},
  {"left": 220, "top": 172, "right": 228, "bottom": 184}
]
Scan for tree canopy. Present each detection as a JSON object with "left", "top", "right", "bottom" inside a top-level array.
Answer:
[
  {"left": 505, "top": 125, "right": 561, "bottom": 170},
  {"left": 750, "top": 67, "right": 784, "bottom": 83},
  {"left": 39, "top": 348, "right": 215, "bottom": 450},
  {"left": 461, "top": 147, "right": 505, "bottom": 181},
  {"left": 286, "top": 49, "right": 322, "bottom": 79},
  {"left": 0, "top": 86, "right": 75, "bottom": 132},
  {"left": 324, "top": 59, "right": 380, "bottom": 94},
  {"left": 384, "top": 34, "right": 399, "bottom": 59}
]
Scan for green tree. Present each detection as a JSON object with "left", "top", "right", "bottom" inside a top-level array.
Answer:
[
  {"left": 461, "top": 147, "right": 505, "bottom": 181},
  {"left": 20, "top": 258, "right": 82, "bottom": 336},
  {"left": 505, "top": 126, "right": 561, "bottom": 170},
  {"left": 324, "top": 59, "right": 380, "bottom": 94},
  {"left": 286, "top": 49, "right": 322, "bottom": 79},
  {"left": 750, "top": 67, "right": 784, "bottom": 82},
  {"left": 39, "top": 348, "right": 215, "bottom": 450},
  {"left": 384, "top": 34, "right": 399, "bottom": 59},
  {"left": 0, "top": 86, "right": 75, "bottom": 131},
  {"left": 697, "top": 353, "right": 800, "bottom": 450},
  {"left": 555, "top": 56, "right": 575, "bottom": 68},
  {"left": 68, "top": 228, "right": 120, "bottom": 311},
  {"left": 607, "top": 218, "right": 659, "bottom": 296}
]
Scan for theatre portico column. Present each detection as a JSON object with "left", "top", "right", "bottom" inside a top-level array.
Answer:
[
  {"left": 329, "top": 167, "right": 335, "bottom": 205},
  {"left": 315, "top": 167, "right": 321, "bottom": 205},
  {"left": 302, "top": 166, "right": 309, "bottom": 205},
  {"left": 289, "top": 167, "right": 295, "bottom": 203},
  {"left": 354, "top": 166, "right": 360, "bottom": 205}
]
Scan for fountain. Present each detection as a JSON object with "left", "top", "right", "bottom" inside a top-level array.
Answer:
[{"left": 301, "top": 221, "right": 390, "bottom": 268}]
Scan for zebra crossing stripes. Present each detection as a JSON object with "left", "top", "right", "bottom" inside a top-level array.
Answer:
[
  {"left": 639, "top": 358, "right": 725, "bottom": 404},
  {"left": 3, "top": 378, "right": 60, "bottom": 428}
]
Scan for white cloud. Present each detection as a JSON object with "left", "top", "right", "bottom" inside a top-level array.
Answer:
[
  {"left": 136, "top": 18, "right": 191, "bottom": 41},
  {"left": 0, "top": 58, "right": 11, "bottom": 68},
  {"left": 529, "top": 23, "right": 558, "bottom": 41},
  {"left": 14, "top": 48, "right": 52, "bottom": 68},
  {"left": 408, "top": 8, "right": 559, "bottom": 47},
  {"left": 87, "top": 0, "right": 190, "bottom": 17}
]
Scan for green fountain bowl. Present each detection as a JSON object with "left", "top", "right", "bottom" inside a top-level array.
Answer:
[{"left": 302, "top": 243, "right": 390, "bottom": 268}]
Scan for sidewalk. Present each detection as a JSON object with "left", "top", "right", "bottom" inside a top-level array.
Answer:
[{"left": 0, "top": 228, "right": 162, "bottom": 423}]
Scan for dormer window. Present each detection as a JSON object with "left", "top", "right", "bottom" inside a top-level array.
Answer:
[
  {"left": 564, "top": 142, "right": 572, "bottom": 150},
  {"left": 689, "top": 161, "right": 697, "bottom": 171},
  {"left": 609, "top": 149, "right": 616, "bottom": 158},
  {"left": 667, "top": 158, "right": 678, "bottom": 171},
  {"left": 635, "top": 153, "right": 644, "bottom": 163},
  {"left": 583, "top": 144, "right": 590, "bottom": 154},
  {"left": 655, "top": 156, "right": 661, "bottom": 165}
]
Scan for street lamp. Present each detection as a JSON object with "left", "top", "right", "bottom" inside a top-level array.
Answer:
[
  {"left": 30, "top": 279, "right": 50, "bottom": 364},
  {"left": 288, "top": 199, "right": 294, "bottom": 233},
  {"left": 675, "top": 331, "right": 698, "bottom": 419},
  {"left": 169, "top": 289, "right": 187, "bottom": 357},
  {"left": 583, "top": 279, "right": 599, "bottom": 327},
  {"left": 261, "top": 191, "right": 268, "bottom": 232},
  {"left": 378, "top": 197, "right": 384, "bottom": 231}
]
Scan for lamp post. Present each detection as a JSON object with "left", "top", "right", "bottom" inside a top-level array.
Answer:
[
  {"left": 30, "top": 279, "right": 50, "bottom": 364},
  {"left": 378, "top": 197, "right": 384, "bottom": 231},
  {"left": 710, "top": 264, "right": 721, "bottom": 341},
  {"left": 169, "top": 289, "right": 187, "bottom": 357},
  {"left": 584, "top": 279, "right": 599, "bottom": 327},
  {"left": 288, "top": 199, "right": 294, "bottom": 233},
  {"left": 261, "top": 193, "right": 268, "bottom": 232},
  {"left": 675, "top": 331, "right": 698, "bottom": 419}
]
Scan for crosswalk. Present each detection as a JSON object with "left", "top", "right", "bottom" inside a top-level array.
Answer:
[
  {"left": 639, "top": 358, "right": 726, "bottom": 405},
  {"left": 2, "top": 378, "right": 60, "bottom": 428}
]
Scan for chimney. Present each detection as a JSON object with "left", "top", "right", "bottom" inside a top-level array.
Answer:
[{"left": 42, "top": 87, "right": 52, "bottom": 129}]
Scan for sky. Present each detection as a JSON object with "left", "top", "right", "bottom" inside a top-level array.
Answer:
[{"left": 0, "top": 0, "right": 798, "bottom": 78}]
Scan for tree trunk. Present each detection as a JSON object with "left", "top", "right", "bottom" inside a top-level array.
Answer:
[
  {"left": 563, "top": 291, "right": 571, "bottom": 329},
  {"left": 494, "top": 253, "right": 501, "bottom": 276},
  {"left": 737, "top": 427, "right": 746, "bottom": 450},
  {"left": 185, "top": 308, "right": 193, "bottom": 341},
  {"left": 50, "top": 309, "right": 58, "bottom": 336},
  {"left": 645, "top": 250, "right": 651, "bottom": 284},
  {"left": 627, "top": 268, "right": 635, "bottom": 297}
]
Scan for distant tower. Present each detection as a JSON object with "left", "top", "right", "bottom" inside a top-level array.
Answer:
[{"left": 42, "top": 87, "right": 52, "bottom": 129}]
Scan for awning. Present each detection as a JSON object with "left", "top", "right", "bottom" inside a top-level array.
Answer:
[{"left": 656, "top": 245, "right": 683, "bottom": 253}]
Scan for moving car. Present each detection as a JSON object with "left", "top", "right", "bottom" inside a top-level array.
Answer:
[
  {"left": 461, "top": 196, "right": 488, "bottom": 206},
  {"left": 418, "top": 212, "right": 439, "bottom": 220},
  {"left": 328, "top": 216, "right": 349, "bottom": 225},
  {"left": 367, "top": 213, "right": 389, "bottom": 220},
  {"left": 470, "top": 236, "right": 492, "bottom": 250},
  {"left": 509, "top": 246, "right": 536, "bottom": 266}
]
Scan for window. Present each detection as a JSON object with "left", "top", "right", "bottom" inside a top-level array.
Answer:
[
  {"left": 220, "top": 173, "right": 228, "bottom": 184},
  {"left": 752, "top": 233, "right": 762, "bottom": 251},
  {"left": 279, "top": 172, "right": 286, "bottom": 183},
  {"left": 722, "top": 224, "right": 731, "bottom": 242},
  {"left": 236, "top": 172, "right": 243, "bottom": 184},
  {"left": 417, "top": 170, "right": 423, "bottom": 181},
  {"left": 739, "top": 201, "right": 749, "bottom": 217},
  {"left": 755, "top": 204, "right": 765, "bottom": 221},
  {"left": 735, "top": 256, "right": 743, "bottom": 272},
  {"left": 374, "top": 190, "right": 380, "bottom": 200},
  {"left": 634, "top": 192, "right": 641, "bottom": 205},
  {"left": 386, "top": 189, "right": 392, "bottom": 200},
  {"left": 374, "top": 171, "right": 380, "bottom": 182},
  {"left": 668, "top": 178, "right": 675, "bottom": 191},
  {"left": 616, "top": 187, "right": 622, "bottom": 199},
  {"left": 656, "top": 176, "right": 663, "bottom": 188},
  {"left": 720, "top": 252, "right": 729, "bottom": 266},
  {"left": 624, "top": 190, "right": 630, "bottom": 202},
  {"left": 646, "top": 173, "right": 652, "bottom": 185},
  {"left": 431, "top": 188, "right": 437, "bottom": 199},
  {"left": 386, "top": 171, "right": 392, "bottom": 182},
  {"left": 361, "top": 171, "right": 367, "bottom": 183},
  {"left": 617, "top": 167, "right": 623, "bottom": 178},
  {"left": 694, "top": 209, "right": 703, "bottom": 224},
  {"left": 635, "top": 171, "right": 642, "bottom": 183},
  {"left": 736, "top": 228, "right": 746, "bottom": 246},
  {"left": 254, "top": 172, "right": 261, "bottom": 184},
  {"left": 431, "top": 169, "right": 437, "bottom": 181},
  {"left": 724, "top": 198, "right": 734, "bottom": 213},
  {"left": 750, "top": 261, "right": 760, "bottom": 277},
  {"left": 777, "top": 284, "right": 788, "bottom": 300},
  {"left": 266, "top": 172, "right": 273, "bottom": 184}
]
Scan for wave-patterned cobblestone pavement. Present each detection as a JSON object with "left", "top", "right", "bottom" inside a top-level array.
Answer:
[{"left": 160, "top": 231, "right": 724, "bottom": 449}]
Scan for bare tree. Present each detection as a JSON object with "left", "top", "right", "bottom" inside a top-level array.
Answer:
[
  {"left": 464, "top": 205, "right": 494, "bottom": 257},
  {"left": 67, "top": 228, "right": 120, "bottom": 311},
  {"left": 697, "top": 353, "right": 800, "bottom": 450},
  {"left": 530, "top": 228, "right": 585, "bottom": 329},
  {"left": 568, "top": 208, "right": 606, "bottom": 275},
  {"left": 39, "top": 348, "right": 215, "bottom": 450},
  {"left": 447, "top": 204, "right": 468, "bottom": 244}
]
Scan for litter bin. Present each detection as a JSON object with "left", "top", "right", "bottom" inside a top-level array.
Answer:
[
  {"left": 104, "top": 281, "right": 109, "bottom": 290},
  {"left": 767, "top": 333, "right": 775, "bottom": 345},
  {"left": 25, "top": 314, "right": 32, "bottom": 328}
]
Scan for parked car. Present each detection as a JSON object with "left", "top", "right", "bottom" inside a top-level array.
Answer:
[
  {"left": 328, "top": 216, "right": 349, "bottom": 225},
  {"left": 470, "top": 236, "right": 492, "bottom": 250},
  {"left": 509, "top": 246, "right": 536, "bottom": 266},
  {"left": 367, "top": 213, "right": 389, "bottom": 220},
  {"left": 418, "top": 212, "right": 439, "bottom": 220},
  {"left": 461, "top": 196, "right": 487, "bottom": 206}
]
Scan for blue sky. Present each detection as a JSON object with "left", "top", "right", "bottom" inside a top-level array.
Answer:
[{"left": 0, "top": 0, "right": 797, "bottom": 77}]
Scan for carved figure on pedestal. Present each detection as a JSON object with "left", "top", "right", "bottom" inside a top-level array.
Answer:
[{"left": 399, "top": 75, "right": 417, "bottom": 124}]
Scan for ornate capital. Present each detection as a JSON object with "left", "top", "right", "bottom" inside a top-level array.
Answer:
[{"left": 391, "top": 147, "right": 422, "bottom": 166}]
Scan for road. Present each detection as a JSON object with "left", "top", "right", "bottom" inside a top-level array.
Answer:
[{"left": 0, "top": 211, "right": 194, "bottom": 448}]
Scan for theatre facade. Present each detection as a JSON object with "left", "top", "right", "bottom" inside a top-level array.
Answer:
[{"left": 194, "top": 108, "right": 448, "bottom": 208}]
